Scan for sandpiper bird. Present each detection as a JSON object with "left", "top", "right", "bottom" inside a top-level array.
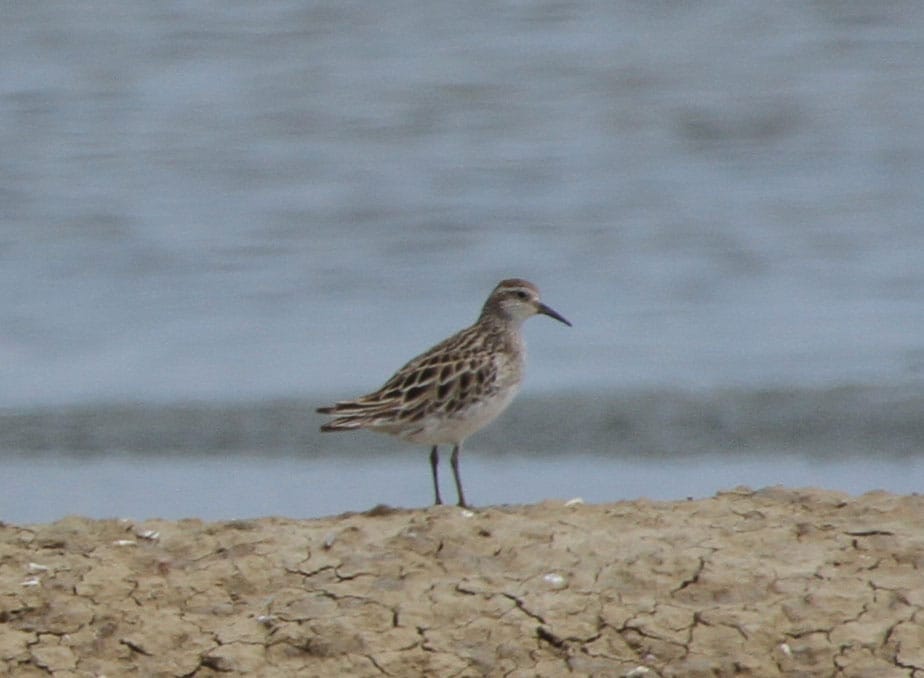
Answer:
[{"left": 317, "top": 278, "right": 571, "bottom": 508}]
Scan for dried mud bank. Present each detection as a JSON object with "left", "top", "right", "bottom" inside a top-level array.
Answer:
[{"left": 2, "top": 487, "right": 923, "bottom": 677}]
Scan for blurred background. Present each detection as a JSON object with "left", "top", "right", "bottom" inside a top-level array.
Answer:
[{"left": 2, "top": 1, "right": 923, "bottom": 522}]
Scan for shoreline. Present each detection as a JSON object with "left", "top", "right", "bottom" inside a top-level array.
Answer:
[{"left": 2, "top": 487, "right": 922, "bottom": 676}]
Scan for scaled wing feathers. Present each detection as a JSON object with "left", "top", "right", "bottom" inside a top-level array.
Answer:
[{"left": 317, "top": 323, "right": 503, "bottom": 433}]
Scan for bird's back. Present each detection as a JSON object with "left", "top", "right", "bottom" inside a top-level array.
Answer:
[{"left": 318, "top": 318, "right": 525, "bottom": 443}]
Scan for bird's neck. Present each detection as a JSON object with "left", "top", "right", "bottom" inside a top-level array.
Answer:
[{"left": 476, "top": 313, "right": 526, "bottom": 355}]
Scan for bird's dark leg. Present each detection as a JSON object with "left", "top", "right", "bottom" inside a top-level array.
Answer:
[
  {"left": 430, "top": 446, "right": 443, "bottom": 505},
  {"left": 450, "top": 443, "right": 467, "bottom": 508}
]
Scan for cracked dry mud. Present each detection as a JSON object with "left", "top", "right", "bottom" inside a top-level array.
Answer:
[{"left": 2, "top": 487, "right": 923, "bottom": 677}]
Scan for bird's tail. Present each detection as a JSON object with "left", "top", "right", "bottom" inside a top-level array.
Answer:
[
  {"left": 319, "top": 419, "right": 363, "bottom": 432},
  {"left": 317, "top": 400, "right": 399, "bottom": 432}
]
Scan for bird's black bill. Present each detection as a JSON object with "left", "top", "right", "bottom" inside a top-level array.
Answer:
[{"left": 537, "top": 303, "right": 572, "bottom": 327}]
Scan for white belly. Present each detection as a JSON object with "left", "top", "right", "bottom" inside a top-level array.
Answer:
[{"left": 399, "top": 384, "right": 520, "bottom": 446}]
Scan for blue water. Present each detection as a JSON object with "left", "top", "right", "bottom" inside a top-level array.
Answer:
[
  {"left": 2, "top": 2, "right": 923, "bottom": 521},
  {"left": 3, "top": 452, "right": 922, "bottom": 524}
]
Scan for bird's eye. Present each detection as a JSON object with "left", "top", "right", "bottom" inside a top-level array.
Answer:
[{"left": 515, "top": 291, "right": 529, "bottom": 300}]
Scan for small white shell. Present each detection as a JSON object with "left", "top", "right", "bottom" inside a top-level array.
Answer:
[{"left": 542, "top": 572, "right": 567, "bottom": 589}]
